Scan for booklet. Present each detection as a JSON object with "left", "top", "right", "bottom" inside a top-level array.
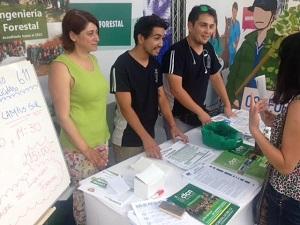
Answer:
[{"left": 167, "top": 184, "right": 239, "bottom": 225}]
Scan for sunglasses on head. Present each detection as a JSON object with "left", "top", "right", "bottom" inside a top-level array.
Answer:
[{"left": 198, "top": 5, "right": 216, "bottom": 13}]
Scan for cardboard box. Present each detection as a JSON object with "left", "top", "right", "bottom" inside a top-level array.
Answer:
[{"left": 134, "top": 163, "right": 165, "bottom": 199}]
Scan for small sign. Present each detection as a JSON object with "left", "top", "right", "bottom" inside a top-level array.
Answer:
[{"left": 241, "top": 87, "right": 286, "bottom": 114}]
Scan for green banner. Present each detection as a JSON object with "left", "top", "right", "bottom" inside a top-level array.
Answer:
[
  {"left": 70, "top": 3, "right": 132, "bottom": 46},
  {"left": 0, "top": 4, "right": 48, "bottom": 41}
]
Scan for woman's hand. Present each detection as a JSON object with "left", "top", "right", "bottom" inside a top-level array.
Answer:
[
  {"left": 83, "top": 147, "right": 108, "bottom": 169},
  {"left": 260, "top": 110, "right": 276, "bottom": 127},
  {"left": 249, "top": 95, "right": 262, "bottom": 135}
]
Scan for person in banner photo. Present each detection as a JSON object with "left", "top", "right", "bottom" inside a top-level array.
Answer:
[
  {"left": 143, "top": 0, "right": 172, "bottom": 64},
  {"left": 249, "top": 32, "right": 300, "bottom": 225},
  {"left": 110, "top": 15, "right": 187, "bottom": 163},
  {"left": 226, "top": 0, "right": 279, "bottom": 108},
  {"left": 48, "top": 9, "right": 110, "bottom": 225},
  {"left": 162, "top": 5, "right": 235, "bottom": 134},
  {"left": 209, "top": 26, "right": 223, "bottom": 61},
  {"left": 228, "top": 2, "right": 241, "bottom": 66}
]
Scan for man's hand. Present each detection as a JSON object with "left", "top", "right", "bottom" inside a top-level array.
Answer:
[
  {"left": 197, "top": 111, "right": 212, "bottom": 125},
  {"left": 224, "top": 105, "right": 236, "bottom": 118},
  {"left": 170, "top": 126, "right": 189, "bottom": 143},
  {"left": 142, "top": 136, "right": 161, "bottom": 159}
]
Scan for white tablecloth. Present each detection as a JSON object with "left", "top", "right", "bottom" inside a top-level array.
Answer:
[{"left": 81, "top": 128, "right": 258, "bottom": 225}]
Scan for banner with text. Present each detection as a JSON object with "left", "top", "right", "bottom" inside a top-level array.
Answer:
[
  {"left": 69, "top": 3, "right": 132, "bottom": 46},
  {"left": 0, "top": 4, "right": 48, "bottom": 42}
]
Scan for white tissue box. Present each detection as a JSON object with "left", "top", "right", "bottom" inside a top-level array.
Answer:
[{"left": 134, "top": 163, "right": 165, "bottom": 199}]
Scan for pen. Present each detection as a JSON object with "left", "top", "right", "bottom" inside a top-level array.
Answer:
[{"left": 151, "top": 189, "right": 164, "bottom": 199}]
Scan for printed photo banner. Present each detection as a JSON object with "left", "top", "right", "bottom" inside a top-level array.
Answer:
[{"left": 0, "top": 4, "right": 48, "bottom": 42}]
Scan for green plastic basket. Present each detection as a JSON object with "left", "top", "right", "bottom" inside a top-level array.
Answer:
[{"left": 201, "top": 121, "right": 243, "bottom": 150}]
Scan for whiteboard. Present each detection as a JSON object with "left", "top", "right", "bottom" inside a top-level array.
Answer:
[{"left": 0, "top": 61, "right": 70, "bottom": 225}]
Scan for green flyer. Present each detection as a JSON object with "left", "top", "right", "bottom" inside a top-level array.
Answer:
[{"left": 213, "top": 144, "right": 268, "bottom": 182}]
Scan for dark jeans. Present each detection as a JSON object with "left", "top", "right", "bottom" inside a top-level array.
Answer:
[{"left": 265, "top": 183, "right": 300, "bottom": 225}]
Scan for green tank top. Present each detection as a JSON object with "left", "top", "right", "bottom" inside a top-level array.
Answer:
[{"left": 54, "top": 54, "right": 110, "bottom": 151}]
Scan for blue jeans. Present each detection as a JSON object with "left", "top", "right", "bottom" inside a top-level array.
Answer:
[{"left": 264, "top": 183, "right": 300, "bottom": 225}]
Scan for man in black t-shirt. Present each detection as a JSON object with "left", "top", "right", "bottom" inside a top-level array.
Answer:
[
  {"left": 110, "top": 15, "right": 187, "bottom": 163},
  {"left": 162, "top": 5, "right": 235, "bottom": 133}
]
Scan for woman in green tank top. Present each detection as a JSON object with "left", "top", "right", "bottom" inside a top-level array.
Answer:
[{"left": 49, "top": 9, "right": 109, "bottom": 225}]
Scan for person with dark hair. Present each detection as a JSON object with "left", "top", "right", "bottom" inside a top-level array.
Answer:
[
  {"left": 48, "top": 9, "right": 109, "bottom": 225},
  {"left": 110, "top": 14, "right": 187, "bottom": 163},
  {"left": 228, "top": 2, "right": 240, "bottom": 66},
  {"left": 226, "top": 0, "right": 279, "bottom": 108},
  {"left": 249, "top": 32, "right": 300, "bottom": 225},
  {"left": 162, "top": 5, "right": 234, "bottom": 134}
]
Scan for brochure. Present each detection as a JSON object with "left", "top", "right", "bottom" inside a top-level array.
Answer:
[
  {"left": 183, "top": 164, "right": 260, "bottom": 206},
  {"left": 212, "top": 144, "right": 268, "bottom": 182},
  {"left": 167, "top": 184, "right": 239, "bottom": 225},
  {"left": 161, "top": 141, "right": 216, "bottom": 170}
]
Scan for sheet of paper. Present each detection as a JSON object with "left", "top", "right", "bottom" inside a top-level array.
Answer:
[
  {"left": 183, "top": 164, "right": 261, "bottom": 206},
  {"left": 131, "top": 199, "right": 199, "bottom": 225},
  {"left": 127, "top": 210, "right": 140, "bottom": 225},
  {"left": 107, "top": 176, "right": 130, "bottom": 195},
  {"left": 78, "top": 170, "right": 134, "bottom": 207},
  {"left": 255, "top": 75, "right": 267, "bottom": 99},
  {"left": 161, "top": 141, "right": 216, "bottom": 170}
]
